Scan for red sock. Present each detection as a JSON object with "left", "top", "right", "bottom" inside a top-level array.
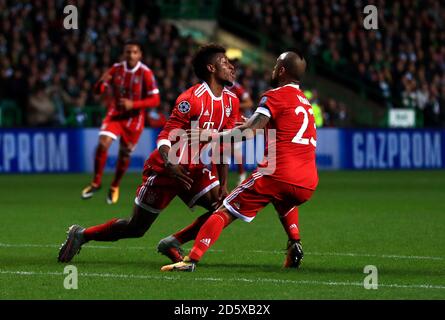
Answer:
[
  {"left": 93, "top": 146, "right": 108, "bottom": 186},
  {"left": 111, "top": 155, "right": 130, "bottom": 188},
  {"left": 189, "top": 211, "right": 230, "bottom": 262},
  {"left": 83, "top": 218, "right": 119, "bottom": 241},
  {"left": 237, "top": 164, "right": 245, "bottom": 174},
  {"left": 173, "top": 211, "right": 212, "bottom": 244},
  {"left": 279, "top": 206, "right": 300, "bottom": 241}
]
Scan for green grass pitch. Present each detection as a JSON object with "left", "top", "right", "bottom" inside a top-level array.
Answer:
[{"left": 0, "top": 171, "right": 444, "bottom": 299}]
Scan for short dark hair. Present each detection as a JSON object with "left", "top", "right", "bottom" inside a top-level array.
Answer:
[
  {"left": 124, "top": 39, "right": 143, "bottom": 52},
  {"left": 192, "top": 44, "right": 226, "bottom": 80}
]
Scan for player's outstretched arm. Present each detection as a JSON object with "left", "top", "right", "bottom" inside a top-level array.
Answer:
[
  {"left": 130, "top": 92, "right": 160, "bottom": 109},
  {"left": 186, "top": 112, "right": 270, "bottom": 143},
  {"left": 236, "top": 112, "right": 270, "bottom": 132},
  {"left": 214, "top": 112, "right": 270, "bottom": 141}
]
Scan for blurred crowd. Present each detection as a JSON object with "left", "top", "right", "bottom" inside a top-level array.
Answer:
[
  {"left": 0, "top": 0, "right": 187, "bottom": 127},
  {"left": 228, "top": 0, "right": 445, "bottom": 126},
  {"left": 0, "top": 0, "right": 348, "bottom": 128}
]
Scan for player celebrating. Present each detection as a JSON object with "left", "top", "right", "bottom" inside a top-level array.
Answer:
[
  {"left": 58, "top": 44, "right": 239, "bottom": 263},
  {"left": 161, "top": 51, "right": 318, "bottom": 272},
  {"left": 81, "top": 40, "right": 160, "bottom": 204}
]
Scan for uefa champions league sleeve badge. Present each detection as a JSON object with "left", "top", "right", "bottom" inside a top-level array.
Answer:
[{"left": 178, "top": 101, "right": 191, "bottom": 113}]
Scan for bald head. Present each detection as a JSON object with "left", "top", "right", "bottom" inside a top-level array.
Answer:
[
  {"left": 270, "top": 51, "right": 306, "bottom": 87},
  {"left": 278, "top": 51, "right": 306, "bottom": 81}
]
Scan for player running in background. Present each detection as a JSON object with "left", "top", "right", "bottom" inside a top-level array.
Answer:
[
  {"left": 81, "top": 40, "right": 160, "bottom": 204},
  {"left": 58, "top": 44, "right": 239, "bottom": 263},
  {"left": 227, "top": 80, "right": 253, "bottom": 184},
  {"left": 161, "top": 51, "right": 318, "bottom": 272}
]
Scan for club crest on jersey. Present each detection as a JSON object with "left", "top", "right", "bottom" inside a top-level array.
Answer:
[
  {"left": 178, "top": 101, "right": 191, "bottom": 113},
  {"left": 225, "top": 105, "right": 232, "bottom": 117}
]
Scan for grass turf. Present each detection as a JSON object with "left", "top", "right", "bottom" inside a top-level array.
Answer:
[{"left": 0, "top": 171, "right": 444, "bottom": 299}]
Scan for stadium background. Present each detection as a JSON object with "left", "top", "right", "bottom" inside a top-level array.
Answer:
[{"left": 0, "top": 0, "right": 444, "bottom": 300}]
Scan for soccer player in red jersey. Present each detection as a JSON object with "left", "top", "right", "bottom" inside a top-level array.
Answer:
[
  {"left": 81, "top": 40, "right": 160, "bottom": 204},
  {"left": 161, "top": 51, "right": 318, "bottom": 272},
  {"left": 58, "top": 44, "right": 240, "bottom": 263},
  {"left": 155, "top": 82, "right": 250, "bottom": 263},
  {"left": 227, "top": 81, "right": 253, "bottom": 183}
]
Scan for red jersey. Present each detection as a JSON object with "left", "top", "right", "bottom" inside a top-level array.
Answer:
[
  {"left": 147, "top": 82, "right": 240, "bottom": 172},
  {"left": 228, "top": 82, "right": 250, "bottom": 122},
  {"left": 96, "top": 61, "right": 160, "bottom": 119},
  {"left": 255, "top": 84, "right": 318, "bottom": 190}
]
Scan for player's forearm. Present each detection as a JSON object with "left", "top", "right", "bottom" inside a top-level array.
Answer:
[
  {"left": 213, "top": 113, "right": 270, "bottom": 140},
  {"left": 93, "top": 81, "right": 108, "bottom": 95},
  {"left": 158, "top": 144, "right": 171, "bottom": 166},
  {"left": 132, "top": 94, "right": 160, "bottom": 109}
]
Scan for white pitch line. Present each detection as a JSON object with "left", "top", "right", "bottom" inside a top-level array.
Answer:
[
  {"left": 0, "top": 269, "right": 444, "bottom": 290},
  {"left": 0, "top": 242, "right": 444, "bottom": 261},
  {"left": 305, "top": 251, "right": 445, "bottom": 261}
]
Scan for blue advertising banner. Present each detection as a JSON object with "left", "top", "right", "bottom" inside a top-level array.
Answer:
[
  {"left": 81, "top": 128, "right": 160, "bottom": 173},
  {"left": 0, "top": 128, "right": 83, "bottom": 173},
  {"left": 0, "top": 128, "right": 160, "bottom": 173},
  {"left": 315, "top": 128, "right": 342, "bottom": 170},
  {"left": 1, "top": 128, "right": 444, "bottom": 173},
  {"left": 342, "top": 129, "right": 445, "bottom": 169}
]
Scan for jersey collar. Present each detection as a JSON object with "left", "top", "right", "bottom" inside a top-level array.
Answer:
[
  {"left": 203, "top": 81, "right": 222, "bottom": 101},
  {"left": 284, "top": 83, "right": 300, "bottom": 89},
  {"left": 124, "top": 61, "right": 141, "bottom": 73}
]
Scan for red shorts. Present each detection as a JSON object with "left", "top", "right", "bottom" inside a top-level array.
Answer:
[
  {"left": 223, "top": 171, "right": 314, "bottom": 222},
  {"left": 99, "top": 112, "right": 145, "bottom": 147},
  {"left": 134, "top": 164, "right": 220, "bottom": 213}
]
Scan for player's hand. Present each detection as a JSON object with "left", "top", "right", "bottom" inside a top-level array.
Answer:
[
  {"left": 235, "top": 115, "right": 249, "bottom": 126},
  {"left": 165, "top": 163, "right": 193, "bottom": 190},
  {"left": 99, "top": 70, "right": 112, "bottom": 83},
  {"left": 119, "top": 98, "right": 133, "bottom": 111}
]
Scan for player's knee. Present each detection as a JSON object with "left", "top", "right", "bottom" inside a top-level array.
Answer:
[
  {"left": 98, "top": 138, "right": 112, "bottom": 151},
  {"left": 119, "top": 144, "right": 134, "bottom": 157},
  {"left": 199, "top": 198, "right": 219, "bottom": 211},
  {"left": 197, "top": 188, "right": 221, "bottom": 210},
  {"left": 114, "top": 218, "right": 130, "bottom": 229},
  {"left": 119, "top": 147, "right": 132, "bottom": 157},
  {"left": 127, "top": 226, "right": 146, "bottom": 238}
]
